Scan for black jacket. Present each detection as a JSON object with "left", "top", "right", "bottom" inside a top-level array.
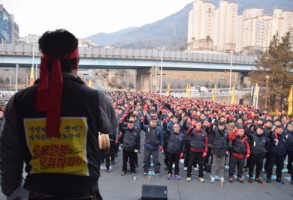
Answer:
[
  {"left": 121, "top": 128, "right": 140, "bottom": 152},
  {"left": 0, "top": 74, "right": 117, "bottom": 196},
  {"left": 247, "top": 132, "right": 268, "bottom": 157}
]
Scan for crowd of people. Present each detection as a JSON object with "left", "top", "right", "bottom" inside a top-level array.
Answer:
[
  {"left": 103, "top": 91, "right": 293, "bottom": 185},
  {"left": 0, "top": 29, "right": 292, "bottom": 200}
]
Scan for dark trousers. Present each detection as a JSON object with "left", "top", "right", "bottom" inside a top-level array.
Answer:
[
  {"left": 109, "top": 140, "right": 116, "bottom": 162},
  {"left": 163, "top": 143, "right": 169, "bottom": 167},
  {"left": 287, "top": 151, "right": 293, "bottom": 174},
  {"left": 122, "top": 150, "right": 136, "bottom": 173},
  {"left": 229, "top": 156, "right": 245, "bottom": 177},
  {"left": 100, "top": 149, "right": 110, "bottom": 170},
  {"left": 134, "top": 152, "right": 138, "bottom": 166},
  {"left": 204, "top": 147, "right": 212, "bottom": 164},
  {"left": 264, "top": 153, "right": 270, "bottom": 172},
  {"left": 143, "top": 148, "right": 160, "bottom": 174},
  {"left": 248, "top": 156, "right": 264, "bottom": 178},
  {"left": 187, "top": 151, "right": 204, "bottom": 178},
  {"left": 266, "top": 153, "right": 285, "bottom": 179},
  {"left": 184, "top": 145, "right": 197, "bottom": 168},
  {"left": 167, "top": 152, "right": 180, "bottom": 175}
]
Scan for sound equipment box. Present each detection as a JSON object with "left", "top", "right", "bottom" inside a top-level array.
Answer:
[
  {"left": 141, "top": 184, "right": 168, "bottom": 200},
  {"left": 239, "top": 98, "right": 244, "bottom": 105}
]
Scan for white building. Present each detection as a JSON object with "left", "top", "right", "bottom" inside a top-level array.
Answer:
[
  {"left": 241, "top": 8, "right": 273, "bottom": 53},
  {"left": 213, "top": 0, "right": 238, "bottom": 52},
  {"left": 241, "top": 8, "right": 292, "bottom": 54},
  {"left": 187, "top": 1, "right": 293, "bottom": 54},
  {"left": 271, "top": 9, "right": 293, "bottom": 38},
  {"left": 187, "top": 0, "right": 216, "bottom": 50},
  {"left": 236, "top": 15, "right": 243, "bottom": 52}
]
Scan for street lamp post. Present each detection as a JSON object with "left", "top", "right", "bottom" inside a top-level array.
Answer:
[
  {"left": 15, "top": 64, "right": 18, "bottom": 92},
  {"left": 159, "top": 48, "right": 164, "bottom": 95},
  {"left": 229, "top": 50, "right": 233, "bottom": 95},
  {"left": 9, "top": 67, "right": 11, "bottom": 91},
  {"left": 265, "top": 75, "right": 270, "bottom": 109}
]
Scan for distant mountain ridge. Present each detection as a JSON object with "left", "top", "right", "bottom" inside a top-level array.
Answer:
[{"left": 87, "top": 0, "right": 293, "bottom": 50}]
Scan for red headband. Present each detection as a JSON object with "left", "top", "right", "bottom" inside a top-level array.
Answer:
[{"left": 37, "top": 48, "right": 79, "bottom": 137}]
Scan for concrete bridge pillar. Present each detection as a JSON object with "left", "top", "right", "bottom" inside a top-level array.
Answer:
[
  {"left": 136, "top": 67, "right": 152, "bottom": 92},
  {"left": 238, "top": 72, "right": 247, "bottom": 90}
]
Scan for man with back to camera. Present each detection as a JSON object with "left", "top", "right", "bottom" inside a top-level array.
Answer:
[{"left": 0, "top": 29, "right": 117, "bottom": 200}]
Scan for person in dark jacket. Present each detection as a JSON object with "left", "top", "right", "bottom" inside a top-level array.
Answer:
[
  {"left": 247, "top": 126, "right": 268, "bottom": 184},
  {"left": 120, "top": 120, "right": 140, "bottom": 176},
  {"left": 210, "top": 121, "right": 229, "bottom": 184},
  {"left": 284, "top": 122, "right": 293, "bottom": 184},
  {"left": 0, "top": 29, "right": 117, "bottom": 200},
  {"left": 266, "top": 125, "right": 288, "bottom": 184},
  {"left": 264, "top": 120, "right": 273, "bottom": 172},
  {"left": 228, "top": 125, "right": 250, "bottom": 183},
  {"left": 203, "top": 119, "right": 213, "bottom": 168},
  {"left": 141, "top": 116, "right": 164, "bottom": 176},
  {"left": 186, "top": 121, "right": 208, "bottom": 183},
  {"left": 165, "top": 123, "right": 185, "bottom": 180}
]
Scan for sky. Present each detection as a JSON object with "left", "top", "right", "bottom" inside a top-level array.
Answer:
[{"left": 1, "top": 0, "right": 193, "bottom": 38}]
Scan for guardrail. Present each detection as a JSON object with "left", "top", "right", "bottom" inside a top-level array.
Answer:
[{"left": 0, "top": 44, "right": 257, "bottom": 65}]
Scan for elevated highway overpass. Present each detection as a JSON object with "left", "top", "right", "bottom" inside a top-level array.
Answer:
[{"left": 0, "top": 44, "right": 257, "bottom": 92}]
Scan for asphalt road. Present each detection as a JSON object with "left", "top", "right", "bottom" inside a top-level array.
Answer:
[{"left": 1, "top": 149, "right": 292, "bottom": 200}]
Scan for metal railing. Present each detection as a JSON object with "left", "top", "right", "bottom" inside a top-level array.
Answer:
[{"left": 0, "top": 43, "right": 257, "bottom": 65}]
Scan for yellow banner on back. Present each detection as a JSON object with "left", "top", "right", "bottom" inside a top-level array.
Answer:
[{"left": 24, "top": 117, "right": 89, "bottom": 176}]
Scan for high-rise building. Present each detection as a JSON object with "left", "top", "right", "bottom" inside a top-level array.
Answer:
[
  {"left": 187, "top": 0, "right": 216, "bottom": 50},
  {"left": 0, "top": 4, "right": 19, "bottom": 43},
  {"left": 242, "top": 8, "right": 273, "bottom": 52},
  {"left": 19, "top": 34, "right": 40, "bottom": 44},
  {"left": 214, "top": 0, "right": 238, "bottom": 52},
  {"left": 236, "top": 15, "right": 243, "bottom": 52},
  {"left": 241, "top": 8, "right": 292, "bottom": 54},
  {"left": 271, "top": 9, "right": 293, "bottom": 38}
]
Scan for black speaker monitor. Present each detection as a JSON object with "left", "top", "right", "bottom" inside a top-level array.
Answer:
[
  {"left": 239, "top": 98, "right": 244, "bottom": 105},
  {"left": 141, "top": 184, "right": 168, "bottom": 200}
]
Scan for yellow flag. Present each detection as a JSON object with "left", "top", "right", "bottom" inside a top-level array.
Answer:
[
  {"left": 166, "top": 83, "right": 170, "bottom": 96},
  {"left": 88, "top": 79, "right": 93, "bottom": 88},
  {"left": 29, "top": 65, "right": 35, "bottom": 86},
  {"left": 288, "top": 85, "right": 293, "bottom": 115},
  {"left": 212, "top": 84, "right": 217, "bottom": 102},
  {"left": 230, "top": 85, "right": 235, "bottom": 104},
  {"left": 185, "top": 84, "right": 189, "bottom": 98}
]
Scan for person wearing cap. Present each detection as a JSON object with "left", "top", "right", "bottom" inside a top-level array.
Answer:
[
  {"left": 284, "top": 121, "right": 293, "bottom": 184},
  {"left": 210, "top": 121, "right": 229, "bottom": 184},
  {"left": 228, "top": 125, "right": 250, "bottom": 183},
  {"left": 0, "top": 30, "right": 117, "bottom": 200},
  {"left": 120, "top": 118, "right": 141, "bottom": 176},
  {"left": 202, "top": 119, "right": 212, "bottom": 172},
  {"left": 164, "top": 123, "right": 185, "bottom": 180},
  {"left": 186, "top": 121, "right": 208, "bottom": 183},
  {"left": 140, "top": 116, "right": 164, "bottom": 176},
  {"left": 263, "top": 120, "right": 273, "bottom": 172},
  {"left": 266, "top": 125, "right": 288, "bottom": 184},
  {"left": 183, "top": 116, "right": 198, "bottom": 171},
  {"left": 246, "top": 126, "right": 269, "bottom": 184},
  {"left": 267, "top": 125, "right": 289, "bottom": 184}
]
